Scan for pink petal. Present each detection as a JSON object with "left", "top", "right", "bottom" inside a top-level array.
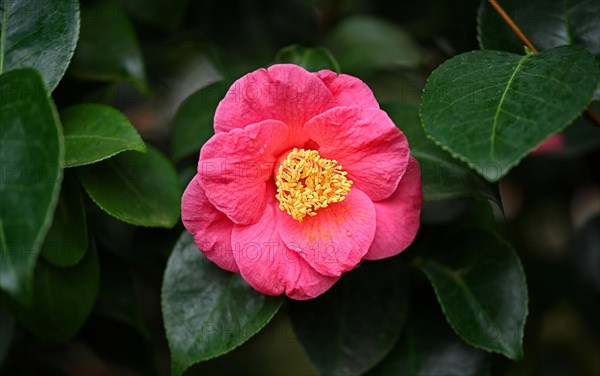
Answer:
[
  {"left": 315, "top": 70, "right": 380, "bottom": 109},
  {"left": 363, "top": 157, "right": 422, "bottom": 260},
  {"left": 278, "top": 188, "right": 376, "bottom": 277},
  {"left": 304, "top": 106, "right": 410, "bottom": 201},
  {"left": 214, "top": 64, "right": 336, "bottom": 144},
  {"left": 232, "top": 189, "right": 339, "bottom": 300},
  {"left": 181, "top": 176, "right": 238, "bottom": 272},
  {"left": 198, "top": 119, "right": 289, "bottom": 225}
]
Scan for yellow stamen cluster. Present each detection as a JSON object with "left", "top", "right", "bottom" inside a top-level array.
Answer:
[{"left": 275, "top": 148, "right": 353, "bottom": 222}]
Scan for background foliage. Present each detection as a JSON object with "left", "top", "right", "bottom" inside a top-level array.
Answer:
[{"left": 1, "top": 0, "right": 599, "bottom": 375}]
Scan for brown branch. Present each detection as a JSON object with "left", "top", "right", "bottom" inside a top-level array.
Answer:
[
  {"left": 487, "top": 0, "right": 537, "bottom": 52},
  {"left": 487, "top": 0, "right": 600, "bottom": 127},
  {"left": 585, "top": 107, "right": 600, "bottom": 125}
]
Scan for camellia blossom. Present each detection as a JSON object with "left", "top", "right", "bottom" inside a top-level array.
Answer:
[{"left": 182, "top": 64, "right": 422, "bottom": 300}]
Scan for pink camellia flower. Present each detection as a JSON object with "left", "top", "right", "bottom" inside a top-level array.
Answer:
[{"left": 181, "top": 64, "right": 422, "bottom": 300}]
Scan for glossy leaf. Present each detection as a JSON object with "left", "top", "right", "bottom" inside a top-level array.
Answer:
[
  {"left": 289, "top": 260, "right": 409, "bottom": 376},
  {"left": 368, "top": 304, "right": 490, "bottom": 376},
  {"left": 420, "top": 46, "right": 598, "bottom": 181},
  {"left": 275, "top": 45, "right": 341, "bottom": 73},
  {"left": 384, "top": 102, "right": 500, "bottom": 204},
  {"left": 0, "top": 302, "right": 15, "bottom": 366},
  {"left": 0, "top": 69, "right": 64, "bottom": 304},
  {"left": 171, "top": 82, "right": 227, "bottom": 162},
  {"left": 79, "top": 146, "right": 181, "bottom": 228},
  {"left": 0, "top": 0, "right": 80, "bottom": 91},
  {"left": 162, "top": 232, "right": 283, "bottom": 376},
  {"left": 325, "top": 15, "right": 424, "bottom": 73},
  {"left": 61, "top": 104, "right": 146, "bottom": 168},
  {"left": 69, "top": 1, "right": 147, "bottom": 90},
  {"left": 478, "top": 0, "right": 600, "bottom": 101},
  {"left": 419, "top": 228, "right": 528, "bottom": 359},
  {"left": 40, "top": 174, "right": 87, "bottom": 267},
  {"left": 5, "top": 240, "right": 99, "bottom": 343}
]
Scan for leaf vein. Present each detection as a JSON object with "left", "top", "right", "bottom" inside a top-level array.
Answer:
[{"left": 490, "top": 55, "right": 530, "bottom": 159}]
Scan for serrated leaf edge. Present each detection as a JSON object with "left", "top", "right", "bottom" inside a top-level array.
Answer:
[
  {"left": 419, "top": 47, "right": 599, "bottom": 182},
  {"left": 419, "top": 229, "right": 529, "bottom": 360}
]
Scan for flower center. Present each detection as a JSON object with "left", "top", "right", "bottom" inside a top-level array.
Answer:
[{"left": 275, "top": 148, "right": 353, "bottom": 222}]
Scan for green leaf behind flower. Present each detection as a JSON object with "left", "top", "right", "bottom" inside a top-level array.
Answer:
[
  {"left": 162, "top": 232, "right": 283, "bottom": 376},
  {"left": 289, "top": 259, "right": 409, "bottom": 376}
]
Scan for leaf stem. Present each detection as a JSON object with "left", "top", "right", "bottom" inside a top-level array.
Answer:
[
  {"left": 487, "top": 0, "right": 537, "bottom": 52},
  {"left": 487, "top": 0, "right": 600, "bottom": 127}
]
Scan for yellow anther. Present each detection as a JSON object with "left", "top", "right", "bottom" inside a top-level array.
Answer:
[{"left": 275, "top": 148, "right": 352, "bottom": 222}]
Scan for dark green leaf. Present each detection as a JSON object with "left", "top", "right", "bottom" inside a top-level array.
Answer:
[
  {"left": 275, "top": 45, "right": 341, "bottom": 73},
  {"left": 289, "top": 260, "right": 409, "bottom": 376},
  {"left": 40, "top": 174, "right": 87, "bottom": 267},
  {"left": 478, "top": 0, "right": 600, "bottom": 101},
  {"left": 420, "top": 46, "right": 599, "bottom": 181},
  {"left": 478, "top": 0, "right": 600, "bottom": 56},
  {"left": 368, "top": 303, "right": 490, "bottom": 376},
  {"left": 171, "top": 82, "right": 226, "bottom": 162},
  {"left": 69, "top": 1, "right": 147, "bottom": 90},
  {"left": 419, "top": 228, "right": 528, "bottom": 359},
  {"left": 79, "top": 146, "right": 181, "bottom": 228},
  {"left": 162, "top": 232, "right": 283, "bottom": 376},
  {"left": 325, "top": 15, "right": 424, "bottom": 74},
  {"left": 0, "top": 69, "right": 63, "bottom": 304},
  {"left": 5, "top": 239, "right": 99, "bottom": 343},
  {"left": 0, "top": 0, "right": 79, "bottom": 91},
  {"left": 0, "top": 302, "right": 15, "bottom": 366},
  {"left": 384, "top": 102, "right": 501, "bottom": 204},
  {"left": 61, "top": 103, "right": 146, "bottom": 167}
]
